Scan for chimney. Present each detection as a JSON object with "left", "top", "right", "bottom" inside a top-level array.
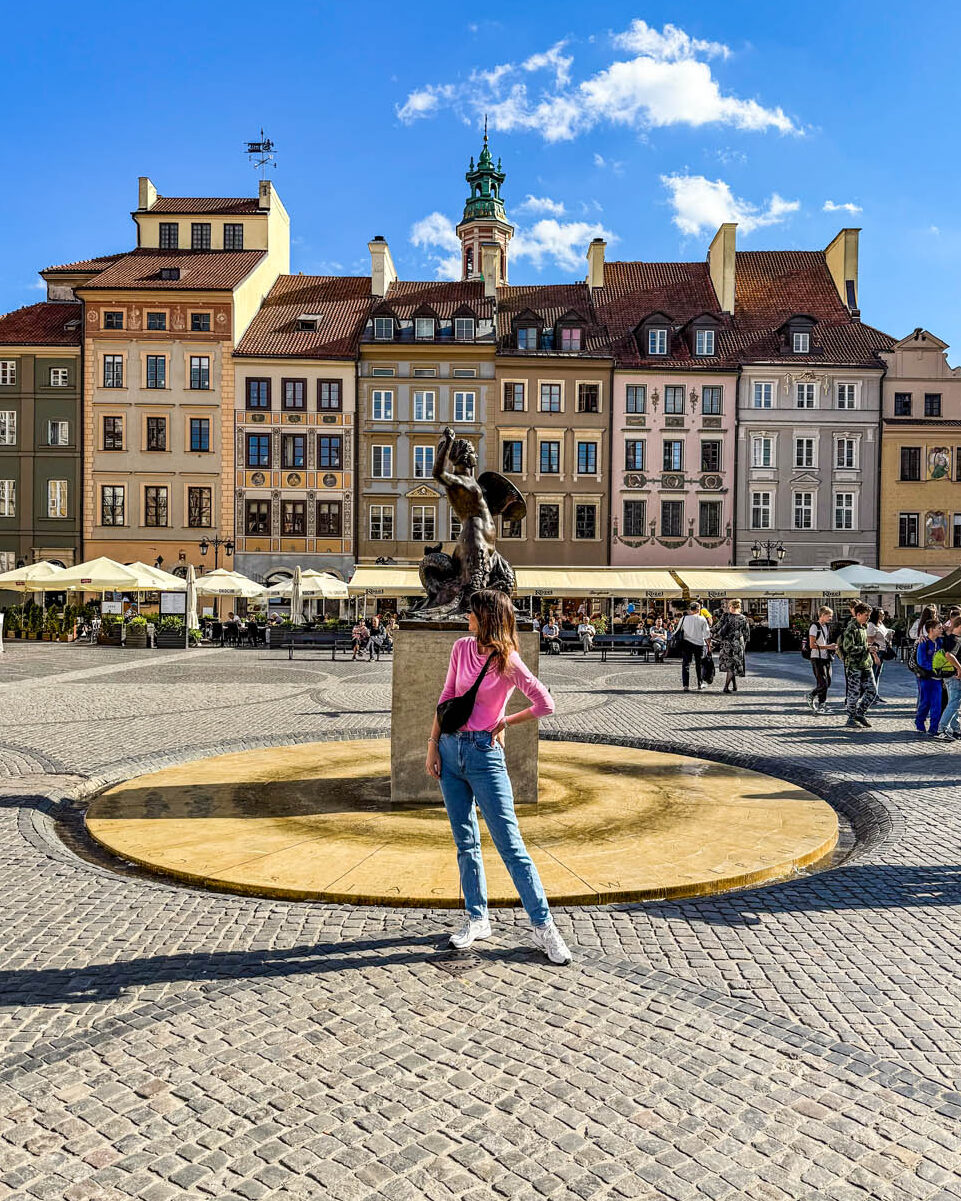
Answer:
[
  {"left": 137, "top": 176, "right": 157, "bottom": 211},
  {"left": 824, "top": 228, "right": 860, "bottom": 314},
  {"left": 368, "top": 236, "right": 397, "bottom": 298},
  {"left": 708, "top": 223, "right": 736, "bottom": 314},
  {"left": 258, "top": 179, "right": 273, "bottom": 210},
  {"left": 480, "top": 242, "right": 501, "bottom": 298},
  {"left": 586, "top": 238, "right": 606, "bottom": 289}
]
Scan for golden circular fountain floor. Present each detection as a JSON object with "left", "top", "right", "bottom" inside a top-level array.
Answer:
[{"left": 85, "top": 740, "right": 838, "bottom": 906}]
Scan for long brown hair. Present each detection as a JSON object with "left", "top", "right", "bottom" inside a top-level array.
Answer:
[{"left": 471, "top": 590, "right": 519, "bottom": 676}]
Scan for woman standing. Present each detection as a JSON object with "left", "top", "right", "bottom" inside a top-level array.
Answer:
[
  {"left": 867, "top": 607, "right": 893, "bottom": 701},
  {"left": 712, "top": 600, "right": 750, "bottom": 694},
  {"left": 425, "top": 591, "right": 571, "bottom": 965}
]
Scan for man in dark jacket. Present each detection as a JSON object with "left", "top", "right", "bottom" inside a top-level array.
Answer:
[{"left": 839, "top": 603, "right": 879, "bottom": 729}]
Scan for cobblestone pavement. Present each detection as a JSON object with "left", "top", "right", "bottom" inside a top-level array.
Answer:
[{"left": 1, "top": 641, "right": 960, "bottom": 1200}]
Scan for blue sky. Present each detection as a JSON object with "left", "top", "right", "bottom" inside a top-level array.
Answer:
[{"left": 4, "top": 1, "right": 961, "bottom": 346}]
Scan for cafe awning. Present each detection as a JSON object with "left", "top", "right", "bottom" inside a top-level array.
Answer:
[
  {"left": 902, "top": 565, "right": 961, "bottom": 605},
  {"left": 835, "top": 565, "right": 929, "bottom": 593},
  {"left": 673, "top": 568, "right": 859, "bottom": 599},
  {"left": 513, "top": 568, "right": 682, "bottom": 598},
  {"left": 348, "top": 566, "right": 423, "bottom": 596}
]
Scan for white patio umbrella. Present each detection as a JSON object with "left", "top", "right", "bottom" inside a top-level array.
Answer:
[
  {"left": 193, "top": 568, "right": 267, "bottom": 599},
  {"left": 267, "top": 569, "right": 348, "bottom": 600},
  {"left": 185, "top": 564, "right": 198, "bottom": 635},
  {"left": 0, "top": 560, "right": 69, "bottom": 627},
  {"left": 55, "top": 556, "right": 145, "bottom": 592},
  {"left": 125, "top": 562, "right": 188, "bottom": 591},
  {"left": 289, "top": 566, "right": 305, "bottom": 626}
]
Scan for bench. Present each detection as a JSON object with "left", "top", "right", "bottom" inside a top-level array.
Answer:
[
  {"left": 594, "top": 635, "right": 654, "bottom": 663},
  {"left": 334, "top": 638, "right": 394, "bottom": 661}
]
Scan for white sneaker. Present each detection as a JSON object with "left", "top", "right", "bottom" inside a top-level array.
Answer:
[
  {"left": 449, "top": 916, "right": 491, "bottom": 949},
  {"left": 530, "top": 919, "right": 572, "bottom": 965}
]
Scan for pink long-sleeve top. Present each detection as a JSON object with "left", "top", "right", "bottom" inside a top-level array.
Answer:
[{"left": 437, "top": 637, "right": 555, "bottom": 731}]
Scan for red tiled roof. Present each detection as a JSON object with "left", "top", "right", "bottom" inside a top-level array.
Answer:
[
  {"left": 382, "top": 280, "right": 494, "bottom": 320},
  {"left": 0, "top": 301, "right": 82, "bottom": 346},
  {"left": 78, "top": 248, "right": 266, "bottom": 291},
  {"left": 147, "top": 197, "right": 262, "bottom": 215},
  {"left": 235, "top": 275, "right": 374, "bottom": 359},
  {"left": 496, "top": 283, "right": 609, "bottom": 354},
  {"left": 738, "top": 319, "right": 894, "bottom": 368},
  {"left": 42, "top": 253, "right": 126, "bottom": 274},
  {"left": 734, "top": 251, "right": 850, "bottom": 329}
]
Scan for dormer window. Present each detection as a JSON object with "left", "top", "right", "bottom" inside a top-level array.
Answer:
[
  {"left": 373, "top": 316, "right": 394, "bottom": 341},
  {"left": 560, "top": 327, "right": 582, "bottom": 351},
  {"left": 649, "top": 328, "right": 668, "bottom": 355},
  {"left": 297, "top": 319, "right": 317, "bottom": 332},
  {"left": 415, "top": 316, "right": 435, "bottom": 340},
  {"left": 695, "top": 329, "right": 715, "bottom": 356},
  {"left": 517, "top": 327, "right": 538, "bottom": 350},
  {"left": 160, "top": 267, "right": 180, "bottom": 281},
  {"left": 793, "top": 331, "right": 810, "bottom": 354},
  {"left": 454, "top": 316, "right": 475, "bottom": 341}
]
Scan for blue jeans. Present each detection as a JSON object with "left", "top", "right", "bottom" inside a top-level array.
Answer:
[
  {"left": 438, "top": 730, "right": 550, "bottom": 927},
  {"left": 938, "top": 676, "right": 960, "bottom": 734}
]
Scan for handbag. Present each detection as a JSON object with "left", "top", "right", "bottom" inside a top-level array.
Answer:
[{"left": 436, "top": 652, "right": 496, "bottom": 734}]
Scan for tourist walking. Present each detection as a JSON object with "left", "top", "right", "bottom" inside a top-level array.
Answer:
[
  {"left": 712, "top": 600, "right": 750, "bottom": 694},
  {"left": 937, "top": 615, "right": 961, "bottom": 740},
  {"left": 577, "top": 617, "right": 596, "bottom": 654},
  {"left": 677, "top": 601, "right": 711, "bottom": 691},
  {"left": 426, "top": 590, "right": 571, "bottom": 965},
  {"left": 807, "top": 606, "right": 837, "bottom": 714},
  {"left": 867, "top": 608, "right": 894, "bottom": 701},
  {"left": 839, "top": 602, "right": 879, "bottom": 729},
  {"left": 915, "top": 618, "right": 945, "bottom": 737}
]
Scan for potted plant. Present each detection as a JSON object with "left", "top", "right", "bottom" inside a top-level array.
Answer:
[
  {"left": 156, "top": 615, "right": 185, "bottom": 649},
  {"left": 98, "top": 614, "right": 124, "bottom": 646},
  {"left": 5, "top": 605, "right": 23, "bottom": 638},
  {"left": 42, "top": 610, "right": 62, "bottom": 641},
  {"left": 125, "top": 615, "right": 149, "bottom": 648},
  {"left": 25, "top": 605, "right": 43, "bottom": 640}
]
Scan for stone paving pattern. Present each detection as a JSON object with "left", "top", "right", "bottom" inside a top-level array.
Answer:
[{"left": 1, "top": 641, "right": 960, "bottom": 1199}]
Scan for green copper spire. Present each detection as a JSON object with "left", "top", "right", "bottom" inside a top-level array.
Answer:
[{"left": 462, "top": 117, "right": 508, "bottom": 223}]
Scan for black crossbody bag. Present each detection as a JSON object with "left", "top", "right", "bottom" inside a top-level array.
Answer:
[{"left": 436, "top": 652, "right": 496, "bottom": 734}]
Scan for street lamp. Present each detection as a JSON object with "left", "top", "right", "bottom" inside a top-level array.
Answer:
[
  {"left": 751, "top": 539, "right": 786, "bottom": 564},
  {"left": 199, "top": 536, "right": 234, "bottom": 570}
]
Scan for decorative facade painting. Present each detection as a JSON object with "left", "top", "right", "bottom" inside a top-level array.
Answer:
[
  {"left": 924, "top": 510, "right": 948, "bottom": 548},
  {"left": 927, "top": 446, "right": 951, "bottom": 481}
]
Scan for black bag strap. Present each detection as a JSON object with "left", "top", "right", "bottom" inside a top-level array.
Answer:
[{"left": 463, "top": 652, "right": 496, "bottom": 701}]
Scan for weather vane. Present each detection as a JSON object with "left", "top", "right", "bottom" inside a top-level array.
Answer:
[{"left": 246, "top": 129, "right": 277, "bottom": 180}]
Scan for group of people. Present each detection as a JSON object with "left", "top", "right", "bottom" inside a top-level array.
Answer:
[
  {"left": 533, "top": 611, "right": 675, "bottom": 660},
  {"left": 350, "top": 612, "right": 398, "bottom": 661},
  {"left": 672, "top": 599, "right": 751, "bottom": 694}
]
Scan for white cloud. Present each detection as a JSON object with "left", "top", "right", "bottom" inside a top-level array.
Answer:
[
  {"left": 593, "top": 152, "right": 625, "bottom": 174},
  {"left": 823, "top": 200, "right": 862, "bottom": 214},
  {"left": 409, "top": 212, "right": 463, "bottom": 280},
  {"left": 518, "top": 194, "right": 566, "bottom": 215},
  {"left": 512, "top": 218, "right": 615, "bottom": 271},
  {"left": 27, "top": 279, "right": 46, "bottom": 291},
  {"left": 660, "top": 173, "right": 799, "bottom": 237},
  {"left": 929, "top": 225, "right": 941, "bottom": 236},
  {"left": 396, "top": 20, "right": 798, "bottom": 139}
]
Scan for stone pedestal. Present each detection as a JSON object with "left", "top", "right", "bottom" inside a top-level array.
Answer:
[{"left": 390, "top": 622, "right": 541, "bottom": 806}]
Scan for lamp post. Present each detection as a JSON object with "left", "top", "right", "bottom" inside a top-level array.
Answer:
[
  {"left": 750, "top": 539, "right": 786, "bottom": 566},
  {"left": 199, "top": 536, "right": 234, "bottom": 571}
]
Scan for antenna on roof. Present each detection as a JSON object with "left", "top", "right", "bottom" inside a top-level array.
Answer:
[{"left": 245, "top": 129, "right": 276, "bottom": 180}]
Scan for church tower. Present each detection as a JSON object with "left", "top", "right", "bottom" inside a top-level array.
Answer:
[{"left": 456, "top": 121, "right": 513, "bottom": 285}]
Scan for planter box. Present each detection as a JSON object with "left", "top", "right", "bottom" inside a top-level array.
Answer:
[
  {"left": 156, "top": 632, "right": 186, "bottom": 649},
  {"left": 125, "top": 630, "right": 148, "bottom": 648},
  {"left": 98, "top": 630, "right": 123, "bottom": 646}
]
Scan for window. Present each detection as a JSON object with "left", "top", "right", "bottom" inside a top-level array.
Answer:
[
  {"left": 793, "top": 491, "right": 814, "bottom": 530},
  {"left": 834, "top": 492, "right": 854, "bottom": 530},
  {"left": 538, "top": 503, "right": 560, "bottom": 539},
  {"left": 0, "top": 361, "right": 15, "bottom": 386},
  {"left": 794, "top": 437, "right": 815, "bottom": 469},
  {"left": 0, "top": 479, "right": 14, "bottom": 517},
  {"left": 373, "top": 316, "right": 394, "bottom": 341},
  {"left": 371, "top": 390, "right": 393, "bottom": 421},
  {"left": 577, "top": 383, "right": 599, "bottom": 413},
  {"left": 752, "top": 382, "right": 773, "bottom": 408},
  {"left": 371, "top": 370, "right": 394, "bottom": 381},
  {"left": 503, "top": 382, "right": 525, "bottom": 411},
  {"left": 924, "top": 392, "right": 942, "bottom": 417},
  {"left": 223, "top": 223, "right": 244, "bottom": 250},
  {"left": 49, "top": 368, "right": 69, "bottom": 386},
  {"left": 191, "top": 222, "right": 211, "bottom": 250},
  {"left": 699, "top": 501, "right": 722, "bottom": 538},
  {"left": 103, "top": 311, "right": 123, "bottom": 330},
  {"left": 245, "top": 499, "right": 269, "bottom": 535},
  {"left": 413, "top": 445, "right": 435, "bottom": 478},
  {"left": 413, "top": 368, "right": 436, "bottom": 378},
  {"left": 245, "top": 433, "right": 270, "bottom": 468},
  {"left": 146, "top": 416, "right": 166, "bottom": 451},
  {"left": 282, "top": 501, "right": 306, "bottom": 535},
  {"left": 695, "top": 329, "right": 715, "bottom": 356},
  {"left": 371, "top": 445, "right": 393, "bottom": 478},
  {"left": 503, "top": 441, "right": 523, "bottom": 473},
  {"left": 369, "top": 505, "right": 394, "bottom": 540},
  {"left": 190, "top": 418, "right": 210, "bottom": 453},
  {"left": 539, "top": 441, "right": 560, "bottom": 474},
  {"left": 626, "top": 385, "right": 646, "bottom": 414},
  {"left": 415, "top": 316, "right": 435, "bottom": 340},
  {"left": 317, "top": 501, "right": 342, "bottom": 538},
  {"left": 700, "top": 441, "right": 721, "bottom": 472},
  {"left": 411, "top": 505, "right": 436, "bottom": 541},
  {"left": 625, "top": 439, "right": 645, "bottom": 471},
  {"left": 190, "top": 312, "right": 211, "bottom": 333},
  {"left": 454, "top": 317, "right": 475, "bottom": 341},
  {"left": 954, "top": 514, "right": 961, "bottom": 550},
  {"left": 103, "top": 355, "right": 123, "bottom": 388},
  {"left": 453, "top": 392, "right": 475, "bottom": 422},
  {"left": 0, "top": 412, "right": 15, "bottom": 444},
  {"left": 282, "top": 378, "right": 306, "bottom": 409},
  {"left": 663, "top": 440, "right": 683, "bottom": 471},
  {"left": 318, "top": 435, "right": 342, "bottom": 469},
  {"left": 661, "top": 500, "right": 683, "bottom": 538},
  {"left": 101, "top": 485, "right": 123, "bottom": 525},
  {"left": 792, "top": 331, "right": 810, "bottom": 353},
  {"left": 159, "top": 222, "right": 178, "bottom": 249},
  {"left": 837, "top": 383, "right": 856, "bottom": 410},
  {"left": 664, "top": 386, "right": 685, "bottom": 415},
  {"left": 622, "top": 500, "right": 646, "bottom": 537},
  {"left": 751, "top": 491, "right": 772, "bottom": 530},
  {"left": 144, "top": 485, "right": 168, "bottom": 527},
  {"left": 413, "top": 391, "right": 435, "bottom": 421},
  {"left": 453, "top": 368, "right": 476, "bottom": 378},
  {"left": 282, "top": 434, "right": 306, "bottom": 468},
  {"left": 187, "top": 487, "right": 212, "bottom": 528},
  {"left": 648, "top": 328, "right": 668, "bottom": 355},
  {"left": 47, "top": 420, "right": 68, "bottom": 446},
  {"left": 752, "top": 436, "right": 773, "bottom": 468},
  {"left": 102, "top": 416, "right": 124, "bottom": 450},
  {"left": 836, "top": 438, "right": 857, "bottom": 469},
  {"left": 575, "top": 503, "right": 597, "bottom": 539},
  {"left": 540, "top": 383, "right": 561, "bottom": 412},
  {"left": 560, "top": 327, "right": 582, "bottom": 351},
  {"left": 246, "top": 378, "right": 270, "bottom": 409},
  {"left": 501, "top": 516, "right": 523, "bottom": 539},
  {"left": 318, "top": 380, "right": 342, "bottom": 411},
  {"left": 189, "top": 356, "right": 210, "bottom": 390},
  {"left": 298, "top": 319, "right": 317, "bottom": 332},
  {"left": 796, "top": 383, "right": 816, "bottom": 409},
  {"left": 894, "top": 392, "right": 912, "bottom": 416},
  {"left": 146, "top": 355, "right": 166, "bottom": 389},
  {"left": 900, "top": 446, "right": 921, "bottom": 481},
  {"left": 516, "top": 327, "right": 537, "bottom": 350},
  {"left": 160, "top": 268, "right": 180, "bottom": 281},
  {"left": 702, "top": 386, "right": 722, "bottom": 415},
  {"left": 577, "top": 442, "right": 597, "bottom": 474},
  {"left": 146, "top": 311, "right": 167, "bottom": 332}
]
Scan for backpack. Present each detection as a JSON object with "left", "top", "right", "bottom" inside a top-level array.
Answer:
[{"left": 909, "top": 639, "right": 934, "bottom": 680}]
